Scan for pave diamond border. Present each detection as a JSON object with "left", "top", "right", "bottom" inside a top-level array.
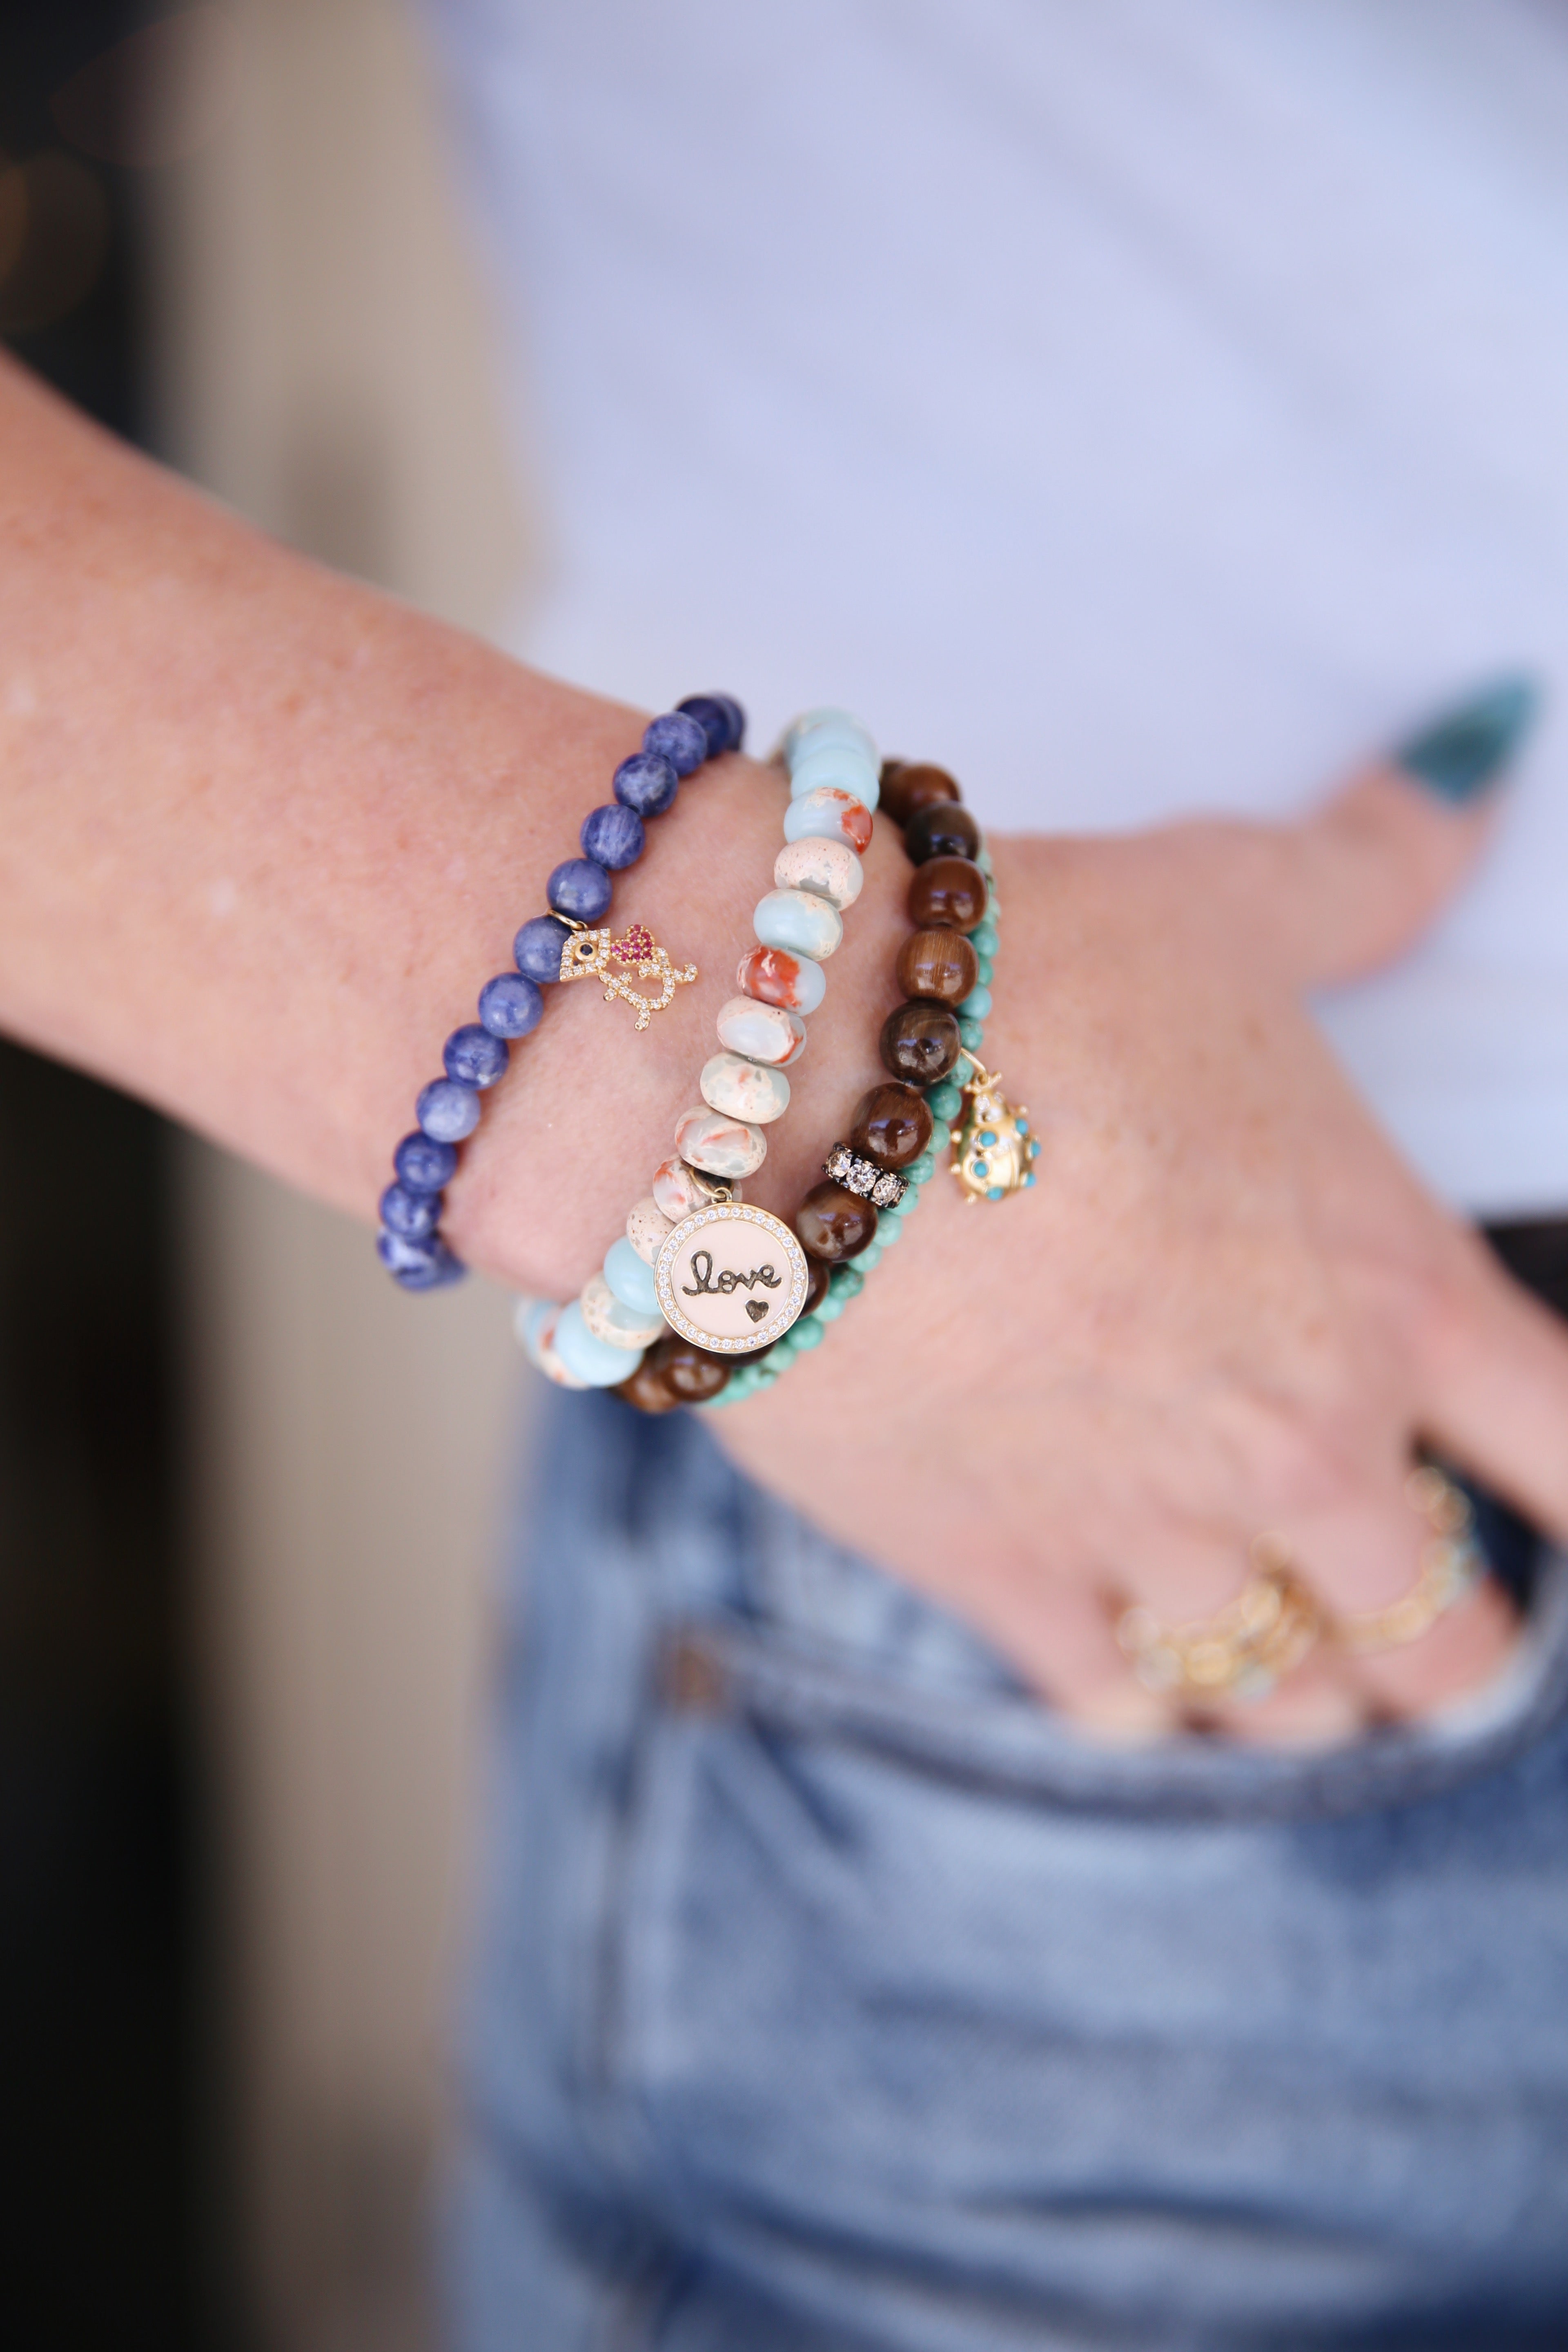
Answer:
[{"left": 653, "top": 1202, "right": 809, "bottom": 1354}]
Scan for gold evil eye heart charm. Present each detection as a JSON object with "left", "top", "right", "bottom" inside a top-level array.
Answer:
[
  {"left": 951, "top": 1053, "right": 1039, "bottom": 1204},
  {"left": 559, "top": 920, "right": 697, "bottom": 1030},
  {"left": 654, "top": 1203, "right": 809, "bottom": 1353}
]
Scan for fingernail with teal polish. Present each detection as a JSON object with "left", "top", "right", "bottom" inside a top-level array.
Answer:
[{"left": 1394, "top": 675, "right": 1541, "bottom": 803}]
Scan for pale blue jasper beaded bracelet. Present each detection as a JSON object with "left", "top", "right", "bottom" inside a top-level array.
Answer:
[
  {"left": 374, "top": 693, "right": 745, "bottom": 1289},
  {"left": 517, "top": 707, "right": 884, "bottom": 1397}
]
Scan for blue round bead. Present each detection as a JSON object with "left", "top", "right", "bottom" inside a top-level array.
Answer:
[
  {"left": 380, "top": 1181, "right": 441, "bottom": 1238},
  {"left": 478, "top": 971, "right": 543, "bottom": 1038},
  {"left": 613, "top": 751, "right": 679, "bottom": 816},
  {"left": 417, "top": 1076, "right": 481, "bottom": 1143},
  {"left": 514, "top": 914, "right": 573, "bottom": 983},
  {"left": 580, "top": 801, "right": 645, "bottom": 870},
  {"left": 547, "top": 858, "right": 613, "bottom": 923},
  {"left": 394, "top": 1131, "right": 458, "bottom": 1193},
  {"left": 713, "top": 693, "right": 746, "bottom": 751},
  {"left": 444, "top": 1022, "right": 509, "bottom": 1089},
  {"left": 378, "top": 1229, "right": 465, "bottom": 1289},
  {"left": 677, "top": 694, "right": 737, "bottom": 757},
  {"left": 604, "top": 1235, "right": 660, "bottom": 1317},
  {"left": 642, "top": 710, "right": 708, "bottom": 776}
]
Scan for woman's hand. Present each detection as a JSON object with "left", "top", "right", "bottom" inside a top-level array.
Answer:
[{"left": 714, "top": 766, "right": 1568, "bottom": 1743}]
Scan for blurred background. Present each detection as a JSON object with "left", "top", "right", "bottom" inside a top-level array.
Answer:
[{"left": 1, "top": 6, "right": 530, "bottom": 2344}]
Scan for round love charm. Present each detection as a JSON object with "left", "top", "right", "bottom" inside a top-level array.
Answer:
[{"left": 654, "top": 1202, "right": 808, "bottom": 1353}]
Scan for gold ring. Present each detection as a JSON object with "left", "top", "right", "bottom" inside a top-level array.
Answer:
[{"left": 1114, "top": 1463, "right": 1482, "bottom": 1704}]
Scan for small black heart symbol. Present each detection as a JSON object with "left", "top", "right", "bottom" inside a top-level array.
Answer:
[{"left": 745, "top": 1298, "right": 768, "bottom": 1323}]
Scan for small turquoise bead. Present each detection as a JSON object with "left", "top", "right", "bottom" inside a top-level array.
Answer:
[
  {"left": 813, "top": 1291, "right": 846, "bottom": 1323},
  {"left": 768, "top": 1338, "right": 799, "bottom": 1372},
  {"left": 927, "top": 1121, "right": 951, "bottom": 1157},
  {"left": 791, "top": 1318, "right": 824, "bottom": 1350},
  {"left": 829, "top": 1263, "right": 865, "bottom": 1300},
  {"left": 904, "top": 1154, "right": 935, "bottom": 1186},
  {"left": 753, "top": 885, "right": 843, "bottom": 963},
  {"left": 958, "top": 1019, "right": 985, "bottom": 1052},
  {"left": 977, "top": 844, "right": 995, "bottom": 876},
  {"left": 604, "top": 1236, "right": 659, "bottom": 1316},
  {"left": 958, "top": 985, "right": 993, "bottom": 1020},
  {"left": 788, "top": 741, "right": 880, "bottom": 811},
  {"left": 927, "top": 1081, "right": 963, "bottom": 1122},
  {"left": 969, "top": 920, "right": 999, "bottom": 956},
  {"left": 553, "top": 1302, "right": 641, "bottom": 1387},
  {"left": 974, "top": 955, "right": 995, "bottom": 986},
  {"left": 854, "top": 1241, "right": 883, "bottom": 1274},
  {"left": 875, "top": 1209, "right": 904, "bottom": 1244}
]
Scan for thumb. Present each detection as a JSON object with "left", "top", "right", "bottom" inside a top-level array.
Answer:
[{"left": 1264, "top": 676, "right": 1539, "bottom": 987}]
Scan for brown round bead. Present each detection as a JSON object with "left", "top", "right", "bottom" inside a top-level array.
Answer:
[
  {"left": 796, "top": 1180, "right": 879, "bottom": 1262},
  {"left": 896, "top": 927, "right": 979, "bottom": 1007},
  {"left": 803, "top": 1252, "right": 832, "bottom": 1315},
  {"left": 619, "top": 1332, "right": 731, "bottom": 1412},
  {"left": 907, "top": 854, "right": 988, "bottom": 932},
  {"left": 904, "top": 799, "right": 981, "bottom": 866},
  {"left": 880, "top": 761, "right": 962, "bottom": 829},
  {"left": 849, "top": 1081, "right": 933, "bottom": 1170},
  {"left": 880, "top": 997, "right": 963, "bottom": 1085}
]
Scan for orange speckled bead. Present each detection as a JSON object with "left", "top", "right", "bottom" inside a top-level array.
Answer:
[{"left": 896, "top": 927, "right": 979, "bottom": 1005}]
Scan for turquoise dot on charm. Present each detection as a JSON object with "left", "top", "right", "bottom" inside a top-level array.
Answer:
[
  {"left": 958, "top": 985, "right": 992, "bottom": 1020},
  {"left": 927, "top": 1081, "right": 963, "bottom": 1121},
  {"left": 978, "top": 1129, "right": 998, "bottom": 1146},
  {"left": 1024, "top": 1172, "right": 1037, "bottom": 1186},
  {"left": 1017, "top": 1118, "right": 1029, "bottom": 1135},
  {"left": 987, "top": 1185, "right": 1005, "bottom": 1201},
  {"left": 973, "top": 1160, "right": 988, "bottom": 1180}
]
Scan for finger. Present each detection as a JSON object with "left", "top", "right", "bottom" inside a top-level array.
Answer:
[
  {"left": 1236, "top": 676, "right": 1539, "bottom": 987},
  {"left": 1421, "top": 1234, "right": 1568, "bottom": 1547}
]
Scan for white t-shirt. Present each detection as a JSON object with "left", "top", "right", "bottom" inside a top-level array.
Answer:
[{"left": 425, "top": 0, "right": 1568, "bottom": 1217}]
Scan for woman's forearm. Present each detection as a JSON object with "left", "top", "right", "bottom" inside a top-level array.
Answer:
[{"left": 0, "top": 354, "right": 906, "bottom": 1294}]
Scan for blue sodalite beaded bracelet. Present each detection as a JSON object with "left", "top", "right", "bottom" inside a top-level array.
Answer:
[{"left": 376, "top": 693, "right": 745, "bottom": 1288}]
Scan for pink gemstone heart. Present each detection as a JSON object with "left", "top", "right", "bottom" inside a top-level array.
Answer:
[{"left": 614, "top": 923, "right": 655, "bottom": 962}]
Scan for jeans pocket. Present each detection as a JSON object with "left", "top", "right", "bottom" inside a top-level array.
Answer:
[{"left": 601, "top": 1570, "right": 1568, "bottom": 2345}]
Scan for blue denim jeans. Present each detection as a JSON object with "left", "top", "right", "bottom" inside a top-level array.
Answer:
[{"left": 445, "top": 1388, "right": 1568, "bottom": 2350}]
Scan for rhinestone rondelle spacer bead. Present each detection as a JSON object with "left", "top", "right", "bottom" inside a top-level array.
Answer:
[{"left": 824, "top": 1143, "right": 909, "bottom": 1209}]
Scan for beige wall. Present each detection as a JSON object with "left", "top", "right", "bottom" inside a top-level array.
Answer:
[{"left": 149, "top": 6, "right": 534, "bottom": 2343}]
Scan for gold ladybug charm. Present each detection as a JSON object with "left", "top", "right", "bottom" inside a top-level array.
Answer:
[{"left": 951, "top": 1054, "right": 1039, "bottom": 1203}]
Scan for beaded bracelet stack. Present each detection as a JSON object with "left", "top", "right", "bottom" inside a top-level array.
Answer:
[
  {"left": 518, "top": 707, "right": 882, "bottom": 1395},
  {"left": 374, "top": 693, "right": 745, "bottom": 1290}
]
